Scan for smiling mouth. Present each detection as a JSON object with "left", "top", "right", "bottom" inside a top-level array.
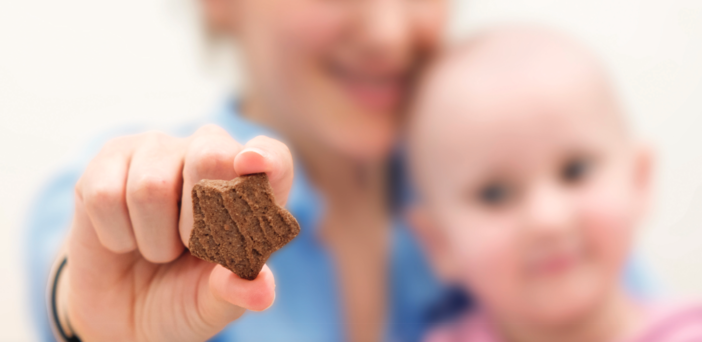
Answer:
[
  {"left": 527, "top": 239, "right": 586, "bottom": 277},
  {"left": 327, "top": 61, "right": 409, "bottom": 113},
  {"left": 533, "top": 253, "right": 579, "bottom": 276}
]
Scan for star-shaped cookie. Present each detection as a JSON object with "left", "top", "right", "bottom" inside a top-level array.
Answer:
[{"left": 189, "top": 173, "right": 300, "bottom": 280}]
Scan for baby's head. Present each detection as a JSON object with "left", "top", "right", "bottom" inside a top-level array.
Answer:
[{"left": 408, "top": 27, "right": 652, "bottom": 328}]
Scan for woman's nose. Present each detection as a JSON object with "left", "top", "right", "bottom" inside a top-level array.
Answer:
[{"left": 358, "top": 0, "right": 410, "bottom": 60}]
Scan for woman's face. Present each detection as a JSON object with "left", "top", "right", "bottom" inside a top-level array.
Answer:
[{"left": 205, "top": 0, "right": 448, "bottom": 161}]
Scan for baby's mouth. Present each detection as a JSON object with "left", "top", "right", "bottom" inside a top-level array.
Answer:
[
  {"left": 526, "top": 241, "right": 585, "bottom": 277},
  {"left": 532, "top": 252, "right": 579, "bottom": 276}
]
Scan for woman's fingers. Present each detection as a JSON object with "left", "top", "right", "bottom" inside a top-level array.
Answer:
[
  {"left": 70, "top": 195, "right": 141, "bottom": 291},
  {"left": 180, "top": 125, "right": 244, "bottom": 247},
  {"left": 79, "top": 137, "right": 137, "bottom": 254},
  {"left": 209, "top": 264, "right": 276, "bottom": 312},
  {"left": 78, "top": 126, "right": 293, "bottom": 264},
  {"left": 126, "top": 132, "right": 186, "bottom": 263},
  {"left": 234, "top": 135, "right": 294, "bottom": 206}
]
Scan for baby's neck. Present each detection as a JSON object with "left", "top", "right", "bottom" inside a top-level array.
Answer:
[{"left": 496, "top": 288, "right": 643, "bottom": 342}]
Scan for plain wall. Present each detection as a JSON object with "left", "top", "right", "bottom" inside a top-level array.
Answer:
[{"left": 1, "top": 0, "right": 701, "bottom": 340}]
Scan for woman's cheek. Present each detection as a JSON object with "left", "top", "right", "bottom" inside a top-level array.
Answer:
[{"left": 265, "top": 0, "right": 349, "bottom": 51}]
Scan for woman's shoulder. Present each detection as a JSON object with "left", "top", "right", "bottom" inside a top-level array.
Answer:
[{"left": 632, "top": 301, "right": 702, "bottom": 342}]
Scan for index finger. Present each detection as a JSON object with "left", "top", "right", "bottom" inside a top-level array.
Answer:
[
  {"left": 180, "top": 125, "right": 243, "bottom": 247},
  {"left": 233, "top": 135, "right": 294, "bottom": 207}
]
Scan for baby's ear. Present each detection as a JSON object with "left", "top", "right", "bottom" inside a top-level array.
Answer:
[
  {"left": 405, "top": 205, "right": 456, "bottom": 282},
  {"left": 632, "top": 142, "right": 655, "bottom": 218}
]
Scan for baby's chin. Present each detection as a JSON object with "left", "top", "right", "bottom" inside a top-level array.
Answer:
[{"left": 517, "top": 271, "right": 609, "bottom": 328}]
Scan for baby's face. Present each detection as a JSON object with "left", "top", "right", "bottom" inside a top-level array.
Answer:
[{"left": 410, "top": 39, "right": 651, "bottom": 326}]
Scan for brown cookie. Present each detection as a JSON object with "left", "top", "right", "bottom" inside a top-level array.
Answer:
[{"left": 188, "top": 173, "right": 300, "bottom": 280}]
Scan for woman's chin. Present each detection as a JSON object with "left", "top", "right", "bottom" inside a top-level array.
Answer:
[{"left": 324, "top": 124, "right": 398, "bottom": 163}]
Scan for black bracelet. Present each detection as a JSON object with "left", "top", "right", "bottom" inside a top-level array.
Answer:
[{"left": 51, "top": 257, "right": 82, "bottom": 342}]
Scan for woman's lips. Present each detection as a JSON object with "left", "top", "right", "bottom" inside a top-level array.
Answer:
[
  {"left": 341, "top": 78, "right": 403, "bottom": 112},
  {"left": 329, "top": 63, "right": 406, "bottom": 113}
]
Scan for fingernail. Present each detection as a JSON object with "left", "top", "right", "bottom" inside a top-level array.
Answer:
[{"left": 240, "top": 147, "right": 267, "bottom": 159}]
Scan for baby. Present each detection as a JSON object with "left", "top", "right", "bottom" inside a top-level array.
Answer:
[{"left": 408, "top": 27, "right": 702, "bottom": 342}]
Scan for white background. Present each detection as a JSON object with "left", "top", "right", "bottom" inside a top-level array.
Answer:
[{"left": 1, "top": 0, "right": 701, "bottom": 340}]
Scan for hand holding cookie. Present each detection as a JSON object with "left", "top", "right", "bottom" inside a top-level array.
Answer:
[{"left": 61, "top": 125, "right": 294, "bottom": 342}]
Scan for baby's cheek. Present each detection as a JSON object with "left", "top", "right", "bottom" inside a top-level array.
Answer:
[
  {"left": 578, "top": 184, "right": 635, "bottom": 281},
  {"left": 448, "top": 216, "right": 523, "bottom": 309}
]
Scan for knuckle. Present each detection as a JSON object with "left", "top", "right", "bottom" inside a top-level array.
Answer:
[
  {"left": 83, "top": 183, "right": 124, "bottom": 213},
  {"left": 101, "top": 135, "right": 133, "bottom": 152},
  {"left": 195, "top": 124, "right": 227, "bottom": 137},
  {"left": 193, "top": 146, "right": 232, "bottom": 178},
  {"left": 128, "top": 173, "right": 176, "bottom": 205},
  {"left": 139, "top": 130, "right": 170, "bottom": 144}
]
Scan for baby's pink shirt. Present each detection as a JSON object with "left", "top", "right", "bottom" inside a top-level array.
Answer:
[{"left": 425, "top": 302, "right": 702, "bottom": 342}]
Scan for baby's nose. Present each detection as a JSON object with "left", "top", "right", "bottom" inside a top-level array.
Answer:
[{"left": 522, "top": 182, "right": 576, "bottom": 237}]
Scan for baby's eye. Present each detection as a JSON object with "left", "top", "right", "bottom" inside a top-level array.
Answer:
[
  {"left": 476, "top": 182, "right": 513, "bottom": 206},
  {"left": 561, "top": 157, "right": 592, "bottom": 184}
]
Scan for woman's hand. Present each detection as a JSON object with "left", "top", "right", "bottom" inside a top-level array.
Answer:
[{"left": 61, "top": 125, "right": 294, "bottom": 342}]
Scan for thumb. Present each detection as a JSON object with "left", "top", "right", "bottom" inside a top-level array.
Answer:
[{"left": 198, "top": 264, "right": 276, "bottom": 330}]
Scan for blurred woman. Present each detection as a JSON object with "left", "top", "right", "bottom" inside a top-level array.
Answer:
[{"left": 28, "top": 1, "right": 451, "bottom": 341}]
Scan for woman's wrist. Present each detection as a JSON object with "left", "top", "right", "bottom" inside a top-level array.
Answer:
[{"left": 48, "top": 255, "right": 82, "bottom": 342}]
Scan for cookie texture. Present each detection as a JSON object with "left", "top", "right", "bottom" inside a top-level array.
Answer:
[{"left": 189, "top": 173, "right": 300, "bottom": 280}]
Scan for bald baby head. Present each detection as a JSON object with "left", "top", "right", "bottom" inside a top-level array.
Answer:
[
  {"left": 409, "top": 26, "right": 630, "bottom": 203},
  {"left": 406, "top": 26, "right": 652, "bottom": 329}
]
